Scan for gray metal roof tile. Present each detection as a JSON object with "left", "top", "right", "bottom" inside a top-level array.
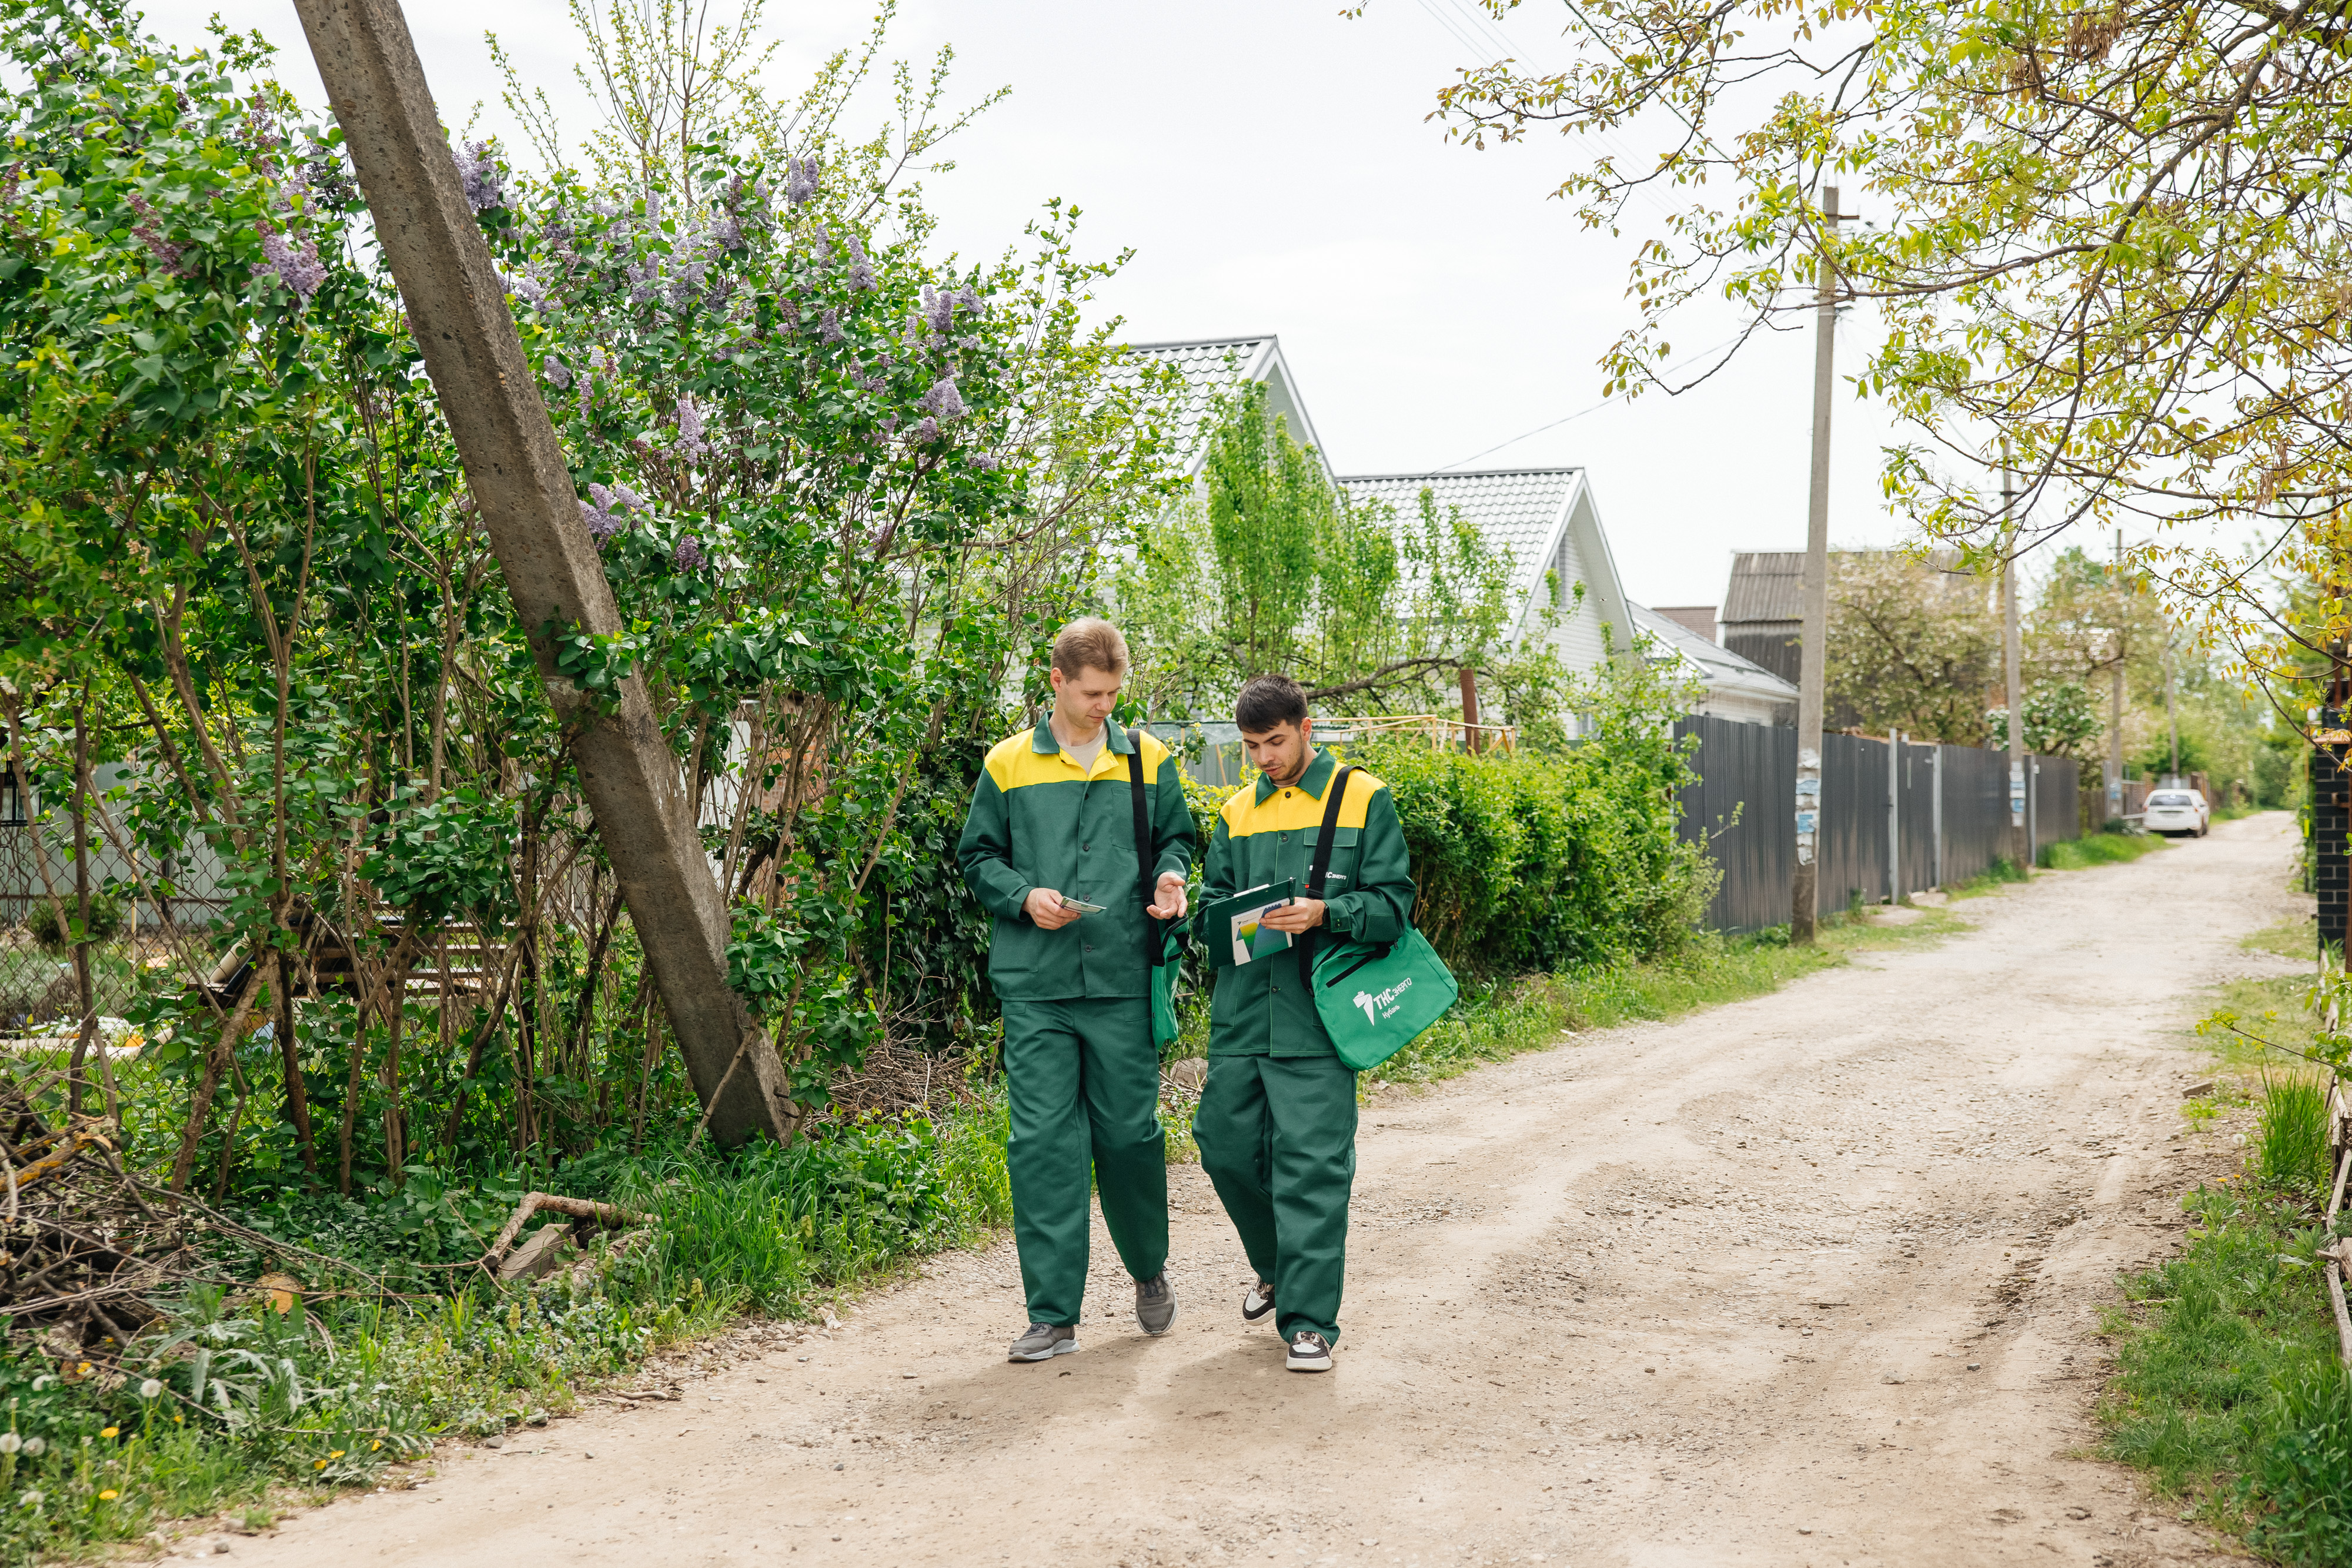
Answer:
[{"left": 1335, "top": 468, "right": 1582, "bottom": 600}]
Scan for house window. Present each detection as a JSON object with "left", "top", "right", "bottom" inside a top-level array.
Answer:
[{"left": 0, "top": 770, "right": 23, "bottom": 828}]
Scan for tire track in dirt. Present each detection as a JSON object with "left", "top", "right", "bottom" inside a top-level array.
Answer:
[{"left": 212, "top": 815, "right": 2303, "bottom": 1568}]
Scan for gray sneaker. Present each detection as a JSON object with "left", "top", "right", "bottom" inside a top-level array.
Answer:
[
  {"left": 1285, "top": 1330, "right": 1333, "bottom": 1372},
  {"left": 1136, "top": 1272, "right": 1178, "bottom": 1336},
  {"left": 1242, "top": 1277, "right": 1276, "bottom": 1323},
  {"left": 1008, "top": 1322, "right": 1078, "bottom": 1362}
]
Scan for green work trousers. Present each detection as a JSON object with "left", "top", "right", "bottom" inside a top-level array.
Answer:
[
  {"left": 1193, "top": 1052, "right": 1359, "bottom": 1343},
  {"left": 1003, "top": 997, "right": 1169, "bottom": 1327}
]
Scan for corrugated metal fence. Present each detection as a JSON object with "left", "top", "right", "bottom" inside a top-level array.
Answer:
[{"left": 1675, "top": 716, "right": 2083, "bottom": 935}]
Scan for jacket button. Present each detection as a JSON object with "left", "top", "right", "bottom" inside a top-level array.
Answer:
[
  {"left": 1084, "top": 944, "right": 1094, "bottom": 953},
  {"left": 1081, "top": 843, "right": 1089, "bottom": 852}
]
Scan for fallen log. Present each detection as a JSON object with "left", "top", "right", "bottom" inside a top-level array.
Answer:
[{"left": 481, "top": 1191, "right": 649, "bottom": 1275}]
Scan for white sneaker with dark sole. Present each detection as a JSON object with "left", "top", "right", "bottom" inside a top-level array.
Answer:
[
  {"left": 1008, "top": 1322, "right": 1079, "bottom": 1362},
  {"left": 1242, "top": 1278, "right": 1276, "bottom": 1323},
  {"left": 1285, "top": 1330, "right": 1333, "bottom": 1372}
]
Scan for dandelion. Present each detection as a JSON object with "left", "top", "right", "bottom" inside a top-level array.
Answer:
[
  {"left": 329, "top": 1450, "right": 345, "bottom": 1460},
  {"left": 313, "top": 1459, "right": 327, "bottom": 1471},
  {"left": 19, "top": 1491, "right": 41, "bottom": 1510},
  {"left": 21, "top": 1439, "right": 43, "bottom": 1457},
  {"left": 138, "top": 1380, "right": 162, "bottom": 1400},
  {"left": 451, "top": 139, "right": 507, "bottom": 212},
  {"left": 786, "top": 155, "right": 820, "bottom": 206},
  {"left": 673, "top": 536, "right": 707, "bottom": 573},
  {"left": 371, "top": 1440, "right": 383, "bottom": 1452},
  {"left": 99, "top": 1427, "right": 116, "bottom": 1439},
  {"left": 0, "top": 1435, "right": 19, "bottom": 1455},
  {"left": 98, "top": 1490, "right": 116, "bottom": 1501},
  {"left": 676, "top": 394, "right": 709, "bottom": 459}
]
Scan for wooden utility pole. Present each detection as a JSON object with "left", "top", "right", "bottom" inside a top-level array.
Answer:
[
  {"left": 2163, "top": 636, "right": 2179, "bottom": 781},
  {"left": 2107, "top": 527, "right": 2126, "bottom": 822},
  {"left": 1459, "top": 667, "right": 1481, "bottom": 754},
  {"left": 2001, "top": 462, "right": 2027, "bottom": 868},
  {"left": 292, "top": 0, "right": 797, "bottom": 1146},
  {"left": 1791, "top": 185, "right": 1847, "bottom": 944}
]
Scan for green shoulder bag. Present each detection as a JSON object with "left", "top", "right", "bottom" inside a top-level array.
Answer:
[
  {"left": 1298, "top": 764, "right": 1458, "bottom": 1071},
  {"left": 1127, "top": 730, "right": 1182, "bottom": 1049}
]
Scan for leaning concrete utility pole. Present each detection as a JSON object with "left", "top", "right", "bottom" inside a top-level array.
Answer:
[
  {"left": 1791, "top": 186, "right": 1846, "bottom": 944},
  {"left": 292, "top": 0, "right": 796, "bottom": 1146},
  {"left": 2001, "top": 461, "right": 2027, "bottom": 867}
]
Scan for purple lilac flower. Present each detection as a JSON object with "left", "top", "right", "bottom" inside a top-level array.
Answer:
[
  {"left": 676, "top": 394, "right": 708, "bottom": 459},
  {"left": 786, "top": 156, "right": 820, "bottom": 207},
  {"left": 125, "top": 192, "right": 182, "bottom": 270},
  {"left": 880, "top": 414, "right": 899, "bottom": 433},
  {"left": 917, "top": 376, "right": 966, "bottom": 423},
  {"left": 818, "top": 307, "right": 845, "bottom": 343},
  {"left": 579, "top": 493, "right": 622, "bottom": 543},
  {"left": 713, "top": 213, "right": 744, "bottom": 250},
  {"left": 908, "top": 416, "right": 941, "bottom": 443},
  {"left": 497, "top": 268, "right": 546, "bottom": 307},
  {"left": 452, "top": 140, "right": 507, "bottom": 212},
  {"left": 844, "top": 232, "right": 876, "bottom": 292},
  {"left": 626, "top": 258, "right": 661, "bottom": 305},
  {"left": 612, "top": 482, "right": 648, "bottom": 513},
  {"left": 668, "top": 259, "right": 709, "bottom": 310},
  {"left": 808, "top": 228, "right": 833, "bottom": 265},
  {"left": 923, "top": 283, "right": 954, "bottom": 336},
  {"left": 673, "top": 535, "right": 707, "bottom": 572},
  {"left": 576, "top": 373, "right": 594, "bottom": 420},
  {"left": 974, "top": 452, "right": 1002, "bottom": 472},
  {"left": 255, "top": 222, "right": 325, "bottom": 299},
  {"left": 543, "top": 356, "right": 573, "bottom": 390}
]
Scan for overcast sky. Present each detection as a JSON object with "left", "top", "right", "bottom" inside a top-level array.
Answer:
[{"left": 148, "top": 0, "right": 1922, "bottom": 614}]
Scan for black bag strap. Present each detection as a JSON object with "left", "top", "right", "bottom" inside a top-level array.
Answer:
[
  {"left": 1298, "top": 761, "right": 1354, "bottom": 988},
  {"left": 1127, "top": 728, "right": 1163, "bottom": 965}
]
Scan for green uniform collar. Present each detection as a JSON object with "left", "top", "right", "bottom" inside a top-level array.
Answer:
[
  {"left": 1031, "top": 715, "right": 1134, "bottom": 756},
  {"left": 1253, "top": 746, "right": 1335, "bottom": 805}
]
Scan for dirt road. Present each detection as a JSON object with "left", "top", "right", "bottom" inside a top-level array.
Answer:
[{"left": 218, "top": 814, "right": 2303, "bottom": 1568}]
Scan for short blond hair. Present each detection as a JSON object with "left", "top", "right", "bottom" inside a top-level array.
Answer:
[{"left": 1051, "top": 617, "right": 1130, "bottom": 679}]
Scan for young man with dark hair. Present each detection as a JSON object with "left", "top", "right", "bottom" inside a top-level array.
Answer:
[
  {"left": 958, "top": 617, "right": 1195, "bottom": 1362},
  {"left": 1195, "top": 672, "right": 1415, "bottom": 1371}
]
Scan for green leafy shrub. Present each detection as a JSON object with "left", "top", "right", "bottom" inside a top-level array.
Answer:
[{"left": 26, "top": 891, "right": 126, "bottom": 952}]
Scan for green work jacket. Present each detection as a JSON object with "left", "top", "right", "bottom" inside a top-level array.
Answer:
[
  {"left": 1200, "top": 749, "right": 1415, "bottom": 1058},
  {"left": 957, "top": 718, "right": 1195, "bottom": 1002}
]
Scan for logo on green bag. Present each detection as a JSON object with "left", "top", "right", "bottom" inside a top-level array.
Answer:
[{"left": 1352, "top": 977, "right": 1414, "bottom": 1025}]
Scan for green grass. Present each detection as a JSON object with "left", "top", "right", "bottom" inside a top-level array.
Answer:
[
  {"left": 2043, "top": 831, "right": 2174, "bottom": 871},
  {"left": 2246, "top": 917, "right": 2320, "bottom": 962},
  {"left": 2093, "top": 951, "right": 2352, "bottom": 1563},
  {"left": 0, "top": 1091, "right": 1018, "bottom": 1564}
]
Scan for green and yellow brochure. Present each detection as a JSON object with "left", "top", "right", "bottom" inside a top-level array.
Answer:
[{"left": 1201, "top": 880, "right": 1297, "bottom": 967}]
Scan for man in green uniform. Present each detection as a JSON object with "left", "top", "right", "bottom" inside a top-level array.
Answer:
[
  {"left": 958, "top": 617, "right": 1195, "bottom": 1362},
  {"left": 1195, "top": 673, "right": 1415, "bottom": 1372}
]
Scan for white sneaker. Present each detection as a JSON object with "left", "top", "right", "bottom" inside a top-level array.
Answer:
[
  {"left": 1242, "top": 1278, "right": 1276, "bottom": 1323},
  {"left": 1285, "top": 1330, "right": 1333, "bottom": 1372}
]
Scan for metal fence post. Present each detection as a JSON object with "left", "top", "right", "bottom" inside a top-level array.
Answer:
[
  {"left": 1930, "top": 745, "right": 1944, "bottom": 890},
  {"left": 1887, "top": 731, "right": 1901, "bottom": 904}
]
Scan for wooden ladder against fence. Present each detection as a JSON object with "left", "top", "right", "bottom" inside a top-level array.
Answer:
[{"left": 191, "top": 906, "right": 507, "bottom": 1011}]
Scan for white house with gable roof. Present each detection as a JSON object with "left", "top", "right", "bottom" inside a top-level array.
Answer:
[{"left": 1120, "top": 336, "right": 1635, "bottom": 688}]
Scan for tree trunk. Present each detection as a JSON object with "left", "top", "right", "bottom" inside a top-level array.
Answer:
[{"left": 169, "top": 954, "right": 270, "bottom": 1192}]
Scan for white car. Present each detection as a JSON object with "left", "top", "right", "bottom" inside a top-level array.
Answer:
[{"left": 2144, "top": 789, "right": 2209, "bottom": 837}]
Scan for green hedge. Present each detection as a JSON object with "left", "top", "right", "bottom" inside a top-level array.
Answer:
[{"left": 1181, "top": 733, "right": 1715, "bottom": 977}]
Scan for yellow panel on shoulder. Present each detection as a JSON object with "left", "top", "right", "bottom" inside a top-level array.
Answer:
[
  {"left": 985, "top": 727, "right": 1172, "bottom": 791},
  {"left": 1222, "top": 768, "right": 1381, "bottom": 837}
]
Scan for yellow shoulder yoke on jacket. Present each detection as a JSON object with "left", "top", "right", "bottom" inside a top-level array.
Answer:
[
  {"left": 984, "top": 726, "right": 1172, "bottom": 793},
  {"left": 1221, "top": 767, "right": 1383, "bottom": 836}
]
